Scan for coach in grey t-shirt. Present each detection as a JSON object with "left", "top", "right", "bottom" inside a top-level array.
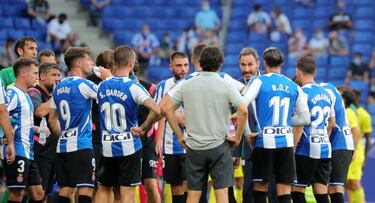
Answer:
[{"left": 161, "top": 46, "right": 248, "bottom": 203}]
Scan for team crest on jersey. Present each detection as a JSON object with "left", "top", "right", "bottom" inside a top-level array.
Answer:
[{"left": 17, "top": 174, "right": 23, "bottom": 183}]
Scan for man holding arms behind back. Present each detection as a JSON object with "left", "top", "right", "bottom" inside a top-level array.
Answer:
[{"left": 161, "top": 46, "right": 248, "bottom": 203}]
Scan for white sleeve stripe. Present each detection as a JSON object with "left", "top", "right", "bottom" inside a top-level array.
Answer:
[
  {"left": 243, "top": 78, "right": 262, "bottom": 104},
  {"left": 0, "top": 87, "right": 4, "bottom": 104},
  {"left": 130, "top": 84, "right": 151, "bottom": 105},
  {"left": 79, "top": 83, "right": 97, "bottom": 100},
  {"left": 6, "top": 93, "right": 18, "bottom": 112}
]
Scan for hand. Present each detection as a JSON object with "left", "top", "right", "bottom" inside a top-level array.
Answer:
[
  {"left": 131, "top": 127, "right": 144, "bottom": 137},
  {"left": 155, "top": 138, "right": 163, "bottom": 157},
  {"left": 45, "top": 127, "right": 51, "bottom": 138},
  {"left": 6, "top": 143, "right": 15, "bottom": 164},
  {"left": 177, "top": 136, "right": 187, "bottom": 149},
  {"left": 226, "top": 136, "right": 240, "bottom": 148},
  {"left": 95, "top": 66, "right": 112, "bottom": 80},
  {"left": 232, "top": 157, "right": 240, "bottom": 169}
]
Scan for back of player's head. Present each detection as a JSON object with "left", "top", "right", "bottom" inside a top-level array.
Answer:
[
  {"left": 114, "top": 45, "right": 135, "bottom": 67},
  {"left": 297, "top": 56, "right": 316, "bottom": 75},
  {"left": 64, "top": 47, "right": 92, "bottom": 71},
  {"left": 96, "top": 49, "right": 115, "bottom": 70},
  {"left": 38, "top": 49, "right": 55, "bottom": 62},
  {"left": 339, "top": 86, "right": 356, "bottom": 108},
  {"left": 239, "top": 47, "right": 259, "bottom": 61},
  {"left": 262, "top": 47, "right": 284, "bottom": 68},
  {"left": 199, "top": 46, "right": 224, "bottom": 72},
  {"left": 352, "top": 89, "right": 361, "bottom": 106},
  {"left": 170, "top": 52, "right": 188, "bottom": 63},
  {"left": 39, "top": 62, "right": 59, "bottom": 77},
  {"left": 192, "top": 43, "right": 208, "bottom": 63},
  {"left": 15, "top": 36, "right": 38, "bottom": 57},
  {"left": 13, "top": 57, "right": 39, "bottom": 77}
]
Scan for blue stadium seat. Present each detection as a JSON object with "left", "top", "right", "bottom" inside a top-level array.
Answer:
[
  {"left": 0, "top": 18, "right": 13, "bottom": 29},
  {"left": 148, "top": 66, "right": 172, "bottom": 83},
  {"left": 292, "top": 19, "right": 311, "bottom": 32},
  {"left": 231, "top": 7, "right": 249, "bottom": 19},
  {"left": 315, "top": 56, "right": 328, "bottom": 66},
  {"left": 31, "top": 19, "right": 46, "bottom": 29},
  {"left": 367, "top": 104, "right": 375, "bottom": 115},
  {"left": 314, "top": 7, "right": 331, "bottom": 18},
  {"left": 26, "top": 30, "right": 46, "bottom": 41},
  {"left": 101, "top": 17, "right": 116, "bottom": 32},
  {"left": 293, "top": 7, "right": 313, "bottom": 18},
  {"left": 355, "top": 20, "right": 373, "bottom": 31},
  {"left": 7, "top": 29, "right": 24, "bottom": 40},
  {"left": 14, "top": 18, "right": 31, "bottom": 29},
  {"left": 0, "top": 30, "right": 7, "bottom": 41},
  {"left": 225, "top": 55, "right": 238, "bottom": 66},
  {"left": 229, "top": 19, "right": 246, "bottom": 31},
  {"left": 38, "top": 42, "right": 52, "bottom": 50},
  {"left": 284, "top": 67, "right": 295, "bottom": 78},
  {"left": 287, "top": 56, "right": 297, "bottom": 67},
  {"left": 315, "top": 67, "right": 327, "bottom": 81},
  {"left": 313, "top": 19, "right": 327, "bottom": 29},
  {"left": 3, "top": 4, "right": 25, "bottom": 16},
  {"left": 354, "top": 32, "right": 373, "bottom": 43},
  {"left": 352, "top": 44, "right": 372, "bottom": 54},
  {"left": 329, "top": 80, "right": 344, "bottom": 87},
  {"left": 248, "top": 33, "right": 268, "bottom": 43},
  {"left": 356, "top": 0, "right": 375, "bottom": 6},
  {"left": 356, "top": 7, "right": 374, "bottom": 17},
  {"left": 330, "top": 56, "right": 349, "bottom": 67},
  {"left": 328, "top": 67, "right": 347, "bottom": 80},
  {"left": 80, "top": 0, "right": 91, "bottom": 7},
  {"left": 226, "top": 43, "right": 243, "bottom": 55},
  {"left": 316, "top": 0, "right": 335, "bottom": 6},
  {"left": 227, "top": 31, "right": 246, "bottom": 43},
  {"left": 274, "top": 0, "right": 290, "bottom": 5}
]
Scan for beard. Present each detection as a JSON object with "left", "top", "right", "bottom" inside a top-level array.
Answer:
[{"left": 45, "top": 83, "right": 54, "bottom": 92}]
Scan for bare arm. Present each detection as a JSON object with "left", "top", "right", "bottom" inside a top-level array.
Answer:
[
  {"left": 364, "top": 132, "right": 372, "bottom": 160},
  {"left": 293, "top": 126, "right": 304, "bottom": 146},
  {"left": 0, "top": 104, "right": 13, "bottom": 145},
  {"left": 34, "top": 99, "right": 52, "bottom": 118},
  {"left": 175, "top": 111, "right": 185, "bottom": 128},
  {"left": 160, "top": 96, "right": 185, "bottom": 148},
  {"left": 137, "top": 99, "right": 162, "bottom": 134},
  {"left": 351, "top": 126, "right": 361, "bottom": 150},
  {"left": 48, "top": 109, "right": 61, "bottom": 137},
  {"left": 228, "top": 103, "right": 248, "bottom": 148}
]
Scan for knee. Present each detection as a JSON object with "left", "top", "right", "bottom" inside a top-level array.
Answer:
[
  {"left": 59, "top": 187, "right": 74, "bottom": 197},
  {"left": 8, "top": 189, "right": 25, "bottom": 201},
  {"left": 347, "top": 180, "right": 361, "bottom": 191},
  {"left": 171, "top": 184, "right": 184, "bottom": 195},
  {"left": 254, "top": 182, "right": 269, "bottom": 192},
  {"left": 78, "top": 187, "right": 94, "bottom": 197}
]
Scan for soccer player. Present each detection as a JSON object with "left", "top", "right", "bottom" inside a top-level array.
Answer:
[
  {"left": 95, "top": 45, "right": 161, "bottom": 203},
  {"left": 49, "top": 47, "right": 110, "bottom": 203},
  {"left": 344, "top": 89, "right": 369, "bottom": 203},
  {"left": 155, "top": 51, "right": 189, "bottom": 203},
  {"left": 243, "top": 47, "right": 310, "bottom": 203},
  {"left": 319, "top": 83, "right": 354, "bottom": 203},
  {"left": 161, "top": 46, "right": 248, "bottom": 203},
  {"left": 27, "top": 62, "right": 60, "bottom": 200},
  {"left": 3, "top": 58, "right": 45, "bottom": 203},
  {"left": 291, "top": 56, "right": 335, "bottom": 203},
  {"left": 0, "top": 37, "right": 38, "bottom": 88}
]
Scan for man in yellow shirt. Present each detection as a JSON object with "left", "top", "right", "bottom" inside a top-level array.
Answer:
[{"left": 341, "top": 88, "right": 367, "bottom": 203}]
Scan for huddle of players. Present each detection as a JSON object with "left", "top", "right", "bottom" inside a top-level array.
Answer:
[{"left": 0, "top": 36, "right": 365, "bottom": 203}]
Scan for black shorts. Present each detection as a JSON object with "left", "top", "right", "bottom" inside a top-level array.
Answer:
[
  {"left": 56, "top": 149, "right": 96, "bottom": 188},
  {"left": 329, "top": 150, "right": 353, "bottom": 186},
  {"left": 294, "top": 155, "right": 331, "bottom": 187},
  {"left": 251, "top": 147, "right": 296, "bottom": 184},
  {"left": 98, "top": 149, "right": 142, "bottom": 187},
  {"left": 3, "top": 156, "right": 42, "bottom": 189},
  {"left": 34, "top": 156, "right": 56, "bottom": 193},
  {"left": 163, "top": 154, "right": 186, "bottom": 186},
  {"left": 186, "top": 142, "right": 234, "bottom": 190},
  {"left": 142, "top": 147, "right": 158, "bottom": 181}
]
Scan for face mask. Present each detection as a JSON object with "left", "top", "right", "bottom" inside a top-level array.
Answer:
[
  {"left": 142, "top": 30, "right": 150, "bottom": 35},
  {"left": 188, "top": 30, "right": 195, "bottom": 38},
  {"left": 316, "top": 33, "right": 323, "bottom": 39},
  {"left": 353, "top": 58, "right": 361, "bottom": 65},
  {"left": 203, "top": 5, "right": 209, "bottom": 11},
  {"left": 58, "top": 20, "right": 64, "bottom": 24}
]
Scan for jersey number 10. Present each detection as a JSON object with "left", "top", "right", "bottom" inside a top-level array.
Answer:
[{"left": 101, "top": 102, "right": 127, "bottom": 132}]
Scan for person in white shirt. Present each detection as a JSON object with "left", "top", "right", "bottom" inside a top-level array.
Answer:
[
  {"left": 271, "top": 7, "right": 292, "bottom": 35},
  {"left": 247, "top": 4, "right": 271, "bottom": 33},
  {"left": 308, "top": 29, "right": 329, "bottom": 57},
  {"left": 47, "top": 13, "right": 72, "bottom": 44}
]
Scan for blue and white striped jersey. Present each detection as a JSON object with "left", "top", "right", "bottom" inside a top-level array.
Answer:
[
  {"left": 155, "top": 77, "right": 186, "bottom": 155},
  {"left": 296, "top": 83, "right": 334, "bottom": 159},
  {"left": 320, "top": 82, "right": 354, "bottom": 151},
  {"left": 51, "top": 76, "right": 97, "bottom": 153},
  {"left": 243, "top": 73, "right": 307, "bottom": 149},
  {"left": 98, "top": 76, "right": 150, "bottom": 157},
  {"left": 4, "top": 86, "right": 34, "bottom": 160}
]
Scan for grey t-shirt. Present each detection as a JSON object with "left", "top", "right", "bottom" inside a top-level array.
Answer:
[{"left": 171, "top": 71, "right": 245, "bottom": 150}]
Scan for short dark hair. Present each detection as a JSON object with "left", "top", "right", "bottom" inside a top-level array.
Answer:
[
  {"left": 64, "top": 47, "right": 92, "bottom": 70},
  {"left": 297, "top": 56, "right": 316, "bottom": 75},
  {"left": 199, "top": 46, "right": 224, "bottom": 72},
  {"left": 114, "top": 45, "right": 135, "bottom": 67},
  {"left": 192, "top": 43, "right": 207, "bottom": 62},
  {"left": 263, "top": 47, "right": 284, "bottom": 68},
  {"left": 340, "top": 87, "right": 356, "bottom": 108},
  {"left": 38, "top": 62, "right": 59, "bottom": 77},
  {"left": 239, "top": 47, "right": 259, "bottom": 61},
  {"left": 96, "top": 49, "right": 115, "bottom": 69},
  {"left": 15, "top": 37, "right": 38, "bottom": 57},
  {"left": 38, "top": 49, "right": 55, "bottom": 62},
  {"left": 170, "top": 51, "right": 188, "bottom": 63},
  {"left": 13, "top": 57, "right": 39, "bottom": 77}
]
